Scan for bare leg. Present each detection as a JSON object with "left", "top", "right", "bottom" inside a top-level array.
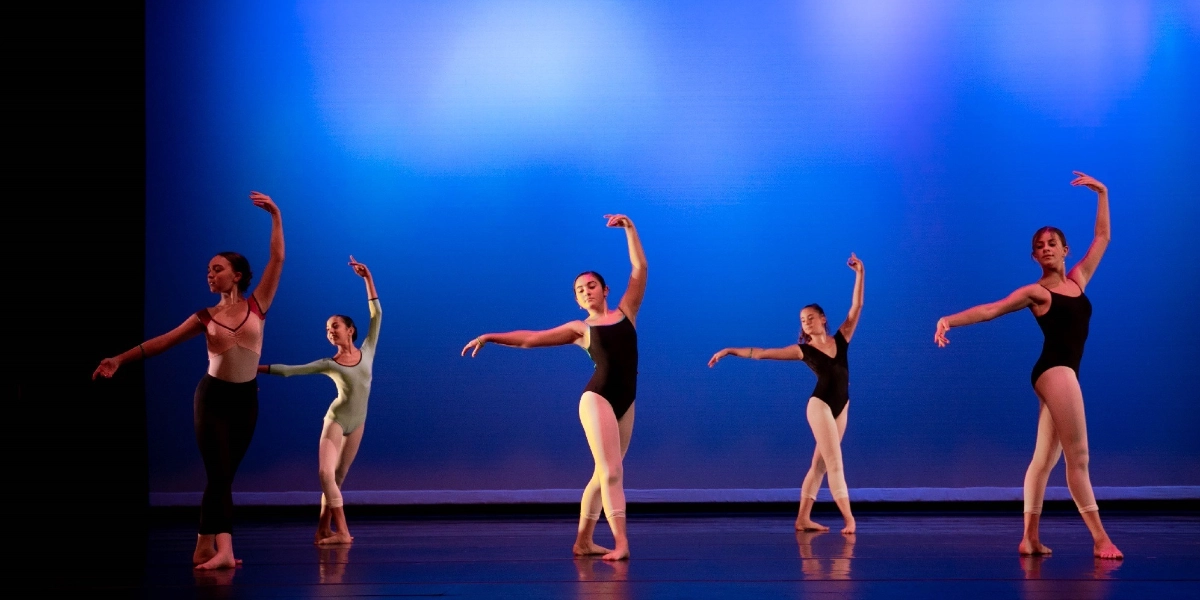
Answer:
[
  {"left": 1036, "top": 367, "right": 1122, "bottom": 559},
  {"left": 315, "top": 419, "right": 354, "bottom": 545},
  {"left": 576, "top": 403, "right": 633, "bottom": 556},
  {"left": 796, "top": 404, "right": 849, "bottom": 531},
  {"left": 806, "top": 399, "right": 854, "bottom": 534},
  {"left": 1020, "top": 399, "right": 1061, "bottom": 555},
  {"left": 578, "top": 393, "right": 631, "bottom": 560},
  {"left": 194, "top": 533, "right": 238, "bottom": 570}
]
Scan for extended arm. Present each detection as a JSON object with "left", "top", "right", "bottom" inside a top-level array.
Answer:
[
  {"left": 1066, "top": 172, "right": 1110, "bottom": 290},
  {"left": 708, "top": 345, "right": 802, "bottom": 367},
  {"left": 839, "top": 253, "right": 865, "bottom": 342},
  {"left": 462, "top": 321, "right": 586, "bottom": 357},
  {"left": 250, "top": 191, "right": 285, "bottom": 312},
  {"left": 934, "top": 284, "right": 1043, "bottom": 347},
  {"left": 607, "top": 214, "right": 647, "bottom": 322},
  {"left": 263, "top": 359, "right": 332, "bottom": 377},
  {"left": 92, "top": 315, "right": 205, "bottom": 379},
  {"left": 349, "top": 256, "right": 383, "bottom": 350}
]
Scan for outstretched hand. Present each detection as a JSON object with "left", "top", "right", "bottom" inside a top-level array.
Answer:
[
  {"left": 461, "top": 337, "right": 486, "bottom": 357},
  {"left": 250, "top": 191, "right": 280, "bottom": 216},
  {"left": 708, "top": 349, "right": 730, "bottom": 368},
  {"left": 934, "top": 318, "right": 951, "bottom": 348},
  {"left": 847, "top": 252, "right": 864, "bottom": 273},
  {"left": 604, "top": 214, "right": 633, "bottom": 229},
  {"left": 348, "top": 255, "right": 371, "bottom": 279},
  {"left": 1070, "top": 171, "right": 1107, "bottom": 195},
  {"left": 93, "top": 357, "right": 120, "bottom": 380}
]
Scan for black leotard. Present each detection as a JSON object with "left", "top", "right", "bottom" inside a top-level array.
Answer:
[
  {"left": 799, "top": 331, "right": 850, "bottom": 418},
  {"left": 1031, "top": 285, "right": 1091, "bottom": 387},
  {"left": 584, "top": 313, "right": 638, "bottom": 419}
]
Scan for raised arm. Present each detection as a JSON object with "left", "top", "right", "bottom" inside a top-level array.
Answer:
[
  {"left": 934, "top": 284, "right": 1045, "bottom": 347},
  {"left": 708, "top": 345, "right": 803, "bottom": 367},
  {"left": 606, "top": 214, "right": 647, "bottom": 323},
  {"left": 249, "top": 191, "right": 285, "bottom": 312},
  {"left": 839, "top": 253, "right": 865, "bottom": 342},
  {"left": 92, "top": 315, "right": 205, "bottom": 379},
  {"left": 462, "top": 321, "right": 587, "bottom": 357},
  {"left": 349, "top": 256, "right": 382, "bottom": 350},
  {"left": 1066, "top": 171, "right": 1110, "bottom": 291}
]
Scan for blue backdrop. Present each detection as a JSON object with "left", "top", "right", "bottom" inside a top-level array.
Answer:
[{"left": 145, "top": 1, "right": 1199, "bottom": 497}]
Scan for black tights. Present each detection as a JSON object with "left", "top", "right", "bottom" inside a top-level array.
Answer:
[{"left": 194, "top": 375, "right": 258, "bottom": 535}]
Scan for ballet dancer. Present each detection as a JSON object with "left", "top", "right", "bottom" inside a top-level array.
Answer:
[
  {"left": 934, "top": 171, "right": 1121, "bottom": 559},
  {"left": 461, "top": 214, "right": 647, "bottom": 561},
  {"left": 259, "top": 256, "right": 381, "bottom": 545},
  {"left": 94, "top": 191, "right": 284, "bottom": 569},
  {"left": 709, "top": 253, "right": 865, "bottom": 535}
]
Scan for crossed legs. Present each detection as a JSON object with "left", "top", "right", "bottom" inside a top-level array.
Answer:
[
  {"left": 315, "top": 418, "right": 365, "bottom": 545},
  {"left": 796, "top": 399, "right": 855, "bottom": 534},
  {"left": 1022, "top": 367, "right": 1121, "bottom": 559},
  {"left": 575, "top": 393, "right": 634, "bottom": 560}
]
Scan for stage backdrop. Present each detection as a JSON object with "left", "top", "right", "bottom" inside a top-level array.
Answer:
[{"left": 145, "top": 0, "right": 1199, "bottom": 503}]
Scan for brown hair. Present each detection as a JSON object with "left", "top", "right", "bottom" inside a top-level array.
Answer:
[
  {"left": 1031, "top": 226, "right": 1068, "bottom": 253},
  {"left": 798, "top": 303, "right": 826, "bottom": 344},
  {"left": 216, "top": 251, "right": 253, "bottom": 293}
]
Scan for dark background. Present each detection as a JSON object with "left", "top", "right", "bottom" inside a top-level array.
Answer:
[{"left": 15, "top": 3, "right": 147, "bottom": 560}]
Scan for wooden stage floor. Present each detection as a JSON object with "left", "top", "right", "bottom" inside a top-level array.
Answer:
[{"left": 69, "top": 512, "right": 1200, "bottom": 598}]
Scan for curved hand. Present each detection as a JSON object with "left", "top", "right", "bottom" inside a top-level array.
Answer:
[
  {"left": 92, "top": 357, "right": 120, "bottom": 380},
  {"left": 1070, "top": 171, "right": 1107, "bottom": 195},
  {"left": 934, "top": 318, "right": 951, "bottom": 347},
  {"left": 250, "top": 191, "right": 280, "bottom": 216},
  {"left": 708, "top": 349, "right": 730, "bottom": 368},
  {"left": 605, "top": 214, "right": 632, "bottom": 229},
  {"left": 348, "top": 255, "right": 371, "bottom": 279},
  {"left": 847, "top": 252, "right": 863, "bottom": 274},
  {"left": 461, "top": 336, "right": 486, "bottom": 357}
]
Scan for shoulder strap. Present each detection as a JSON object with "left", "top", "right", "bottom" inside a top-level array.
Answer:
[
  {"left": 194, "top": 309, "right": 212, "bottom": 326},
  {"left": 248, "top": 294, "right": 266, "bottom": 318}
]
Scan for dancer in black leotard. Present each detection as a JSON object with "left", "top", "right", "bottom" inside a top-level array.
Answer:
[
  {"left": 584, "top": 314, "right": 638, "bottom": 420},
  {"left": 94, "top": 192, "right": 285, "bottom": 570},
  {"left": 709, "top": 253, "right": 865, "bottom": 535},
  {"left": 934, "top": 171, "right": 1121, "bottom": 560},
  {"left": 461, "top": 214, "right": 647, "bottom": 561}
]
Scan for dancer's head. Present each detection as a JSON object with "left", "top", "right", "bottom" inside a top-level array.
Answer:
[
  {"left": 798, "top": 304, "right": 827, "bottom": 344},
  {"left": 1031, "top": 226, "right": 1068, "bottom": 270},
  {"left": 574, "top": 271, "right": 608, "bottom": 311},
  {"left": 208, "top": 252, "right": 252, "bottom": 294},
  {"left": 326, "top": 315, "right": 357, "bottom": 346}
]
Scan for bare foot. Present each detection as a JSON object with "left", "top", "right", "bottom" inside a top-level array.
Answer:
[
  {"left": 795, "top": 519, "right": 830, "bottom": 532},
  {"left": 316, "top": 532, "right": 354, "bottom": 545},
  {"left": 194, "top": 551, "right": 239, "bottom": 570},
  {"left": 602, "top": 543, "right": 629, "bottom": 561},
  {"left": 841, "top": 517, "right": 856, "bottom": 535},
  {"left": 1018, "top": 538, "right": 1052, "bottom": 555},
  {"left": 573, "top": 541, "right": 612, "bottom": 556},
  {"left": 193, "top": 535, "right": 217, "bottom": 565},
  {"left": 314, "top": 528, "right": 334, "bottom": 544},
  {"left": 1094, "top": 539, "right": 1123, "bottom": 560},
  {"left": 193, "top": 547, "right": 216, "bottom": 565}
]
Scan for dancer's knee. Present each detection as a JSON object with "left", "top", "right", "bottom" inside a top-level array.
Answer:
[
  {"left": 824, "top": 458, "right": 844, "bottom": 478},
  {"left": 1063, "top": 445, "right": 1090, "bottom": 471},
  {"left": 810, "top": 455, "right": 827, "bottom": 473},
  {"left": 318, "top": 465, "right": 338, "bottom": 485},
  {"left": 601, "top": 464, "right": 623, "bottom": 487}
]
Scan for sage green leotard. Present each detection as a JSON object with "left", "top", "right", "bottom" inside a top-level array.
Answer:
[{"left": 267, "top": 298, "right": 381, "bottom": 435}]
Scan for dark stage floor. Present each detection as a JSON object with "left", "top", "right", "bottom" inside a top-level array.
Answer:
[{"left": 79, "top": 512, "right": 1200, "bottom": 598}]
